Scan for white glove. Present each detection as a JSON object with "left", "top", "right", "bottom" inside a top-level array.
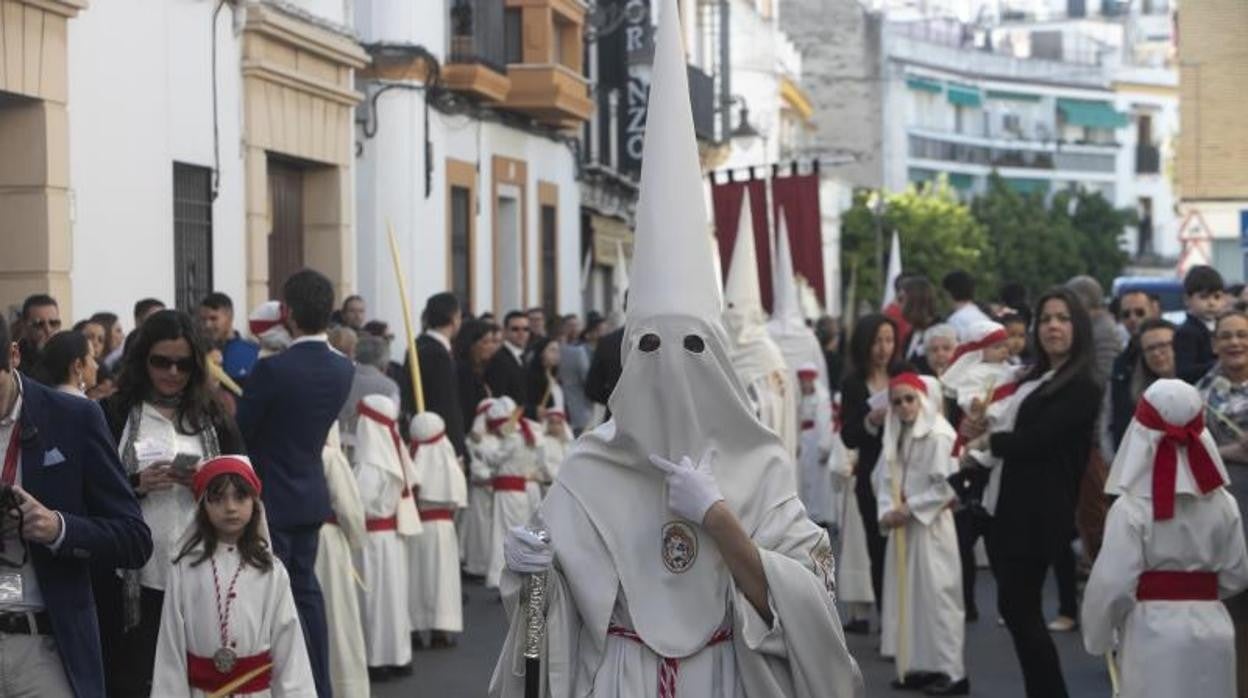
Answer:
[
  {"left": 504, "top": 525, "right": 553, "bottom": 574},
  {"left": 648, "top": 449, "right": 724, "bottom": 524}
]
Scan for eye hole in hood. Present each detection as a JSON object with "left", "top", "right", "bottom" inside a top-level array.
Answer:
[
  {"left": 683, "top": 335, "right": 706, "bottom": 354},
  {"left": 639, "top": 333, "right": 662, "bottom": 353}
]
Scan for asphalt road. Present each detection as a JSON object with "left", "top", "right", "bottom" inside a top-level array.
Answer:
[{"left": 374, "top": 569, "right": 1110, "bottom": 697}]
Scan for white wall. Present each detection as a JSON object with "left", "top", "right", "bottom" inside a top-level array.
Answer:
[{"left": 68, "top": 0, "right": 247, "bottom": 329}]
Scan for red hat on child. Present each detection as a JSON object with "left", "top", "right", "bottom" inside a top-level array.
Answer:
[{"left": 192, "top": 455, "right": 263, "bottom": 500}]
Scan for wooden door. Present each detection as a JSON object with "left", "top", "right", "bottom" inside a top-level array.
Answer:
[{"left": 268, "top": 161, "right": 304, "bottom": 299}]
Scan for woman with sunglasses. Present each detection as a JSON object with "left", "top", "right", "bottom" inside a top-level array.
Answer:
[{"left": 98, "top": 309, "right": 242, "bottom": 697}]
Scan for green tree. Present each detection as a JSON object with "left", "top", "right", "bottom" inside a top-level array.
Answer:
[
  {"left": 1049, "top": 188, "right": 1133, "bottom": 292},
  {"left": 840, "top": 179, "right": 991, "bottom": 314}
]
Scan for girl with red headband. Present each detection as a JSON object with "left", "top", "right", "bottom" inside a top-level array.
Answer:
[
  {"left": 874, "top": 373, "right": 968, "bottom": 696},
  {"left": 152, "top": 455, "right": 315, "bottom": 696},
  {"left": 481, "top": 396, "right": 544, "bottom": 590},
  {"left": 1083, "top": 379, "right": 1248, "bottom": 698}
]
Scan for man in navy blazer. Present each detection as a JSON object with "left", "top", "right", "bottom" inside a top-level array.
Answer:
[
  {"left": 0, "top": 315, "right": 151, "bottom": 697},
  {"left": 236, "top": 269, "right": 354, "bottom": 698}
]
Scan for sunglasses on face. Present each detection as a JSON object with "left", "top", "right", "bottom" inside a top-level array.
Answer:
[
  {"left": 1120, "top": 308, "right": 1148, "bottom": 320},
  {"left": 147, "top": 354, "right": 195, "bottom": 373},
  {"left": 891, "top": 394, "right": 918, "bottom": 407},
  {"left": 29, "top": 319, "right": 61, "bottom": 331}
]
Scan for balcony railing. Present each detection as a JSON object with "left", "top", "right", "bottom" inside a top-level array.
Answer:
[
  {"left": 1136, "top": 144, "right": 1161, "bottom": 174},
  {"left": 449, "top": 0, "right": 508, "bottom": 74}
]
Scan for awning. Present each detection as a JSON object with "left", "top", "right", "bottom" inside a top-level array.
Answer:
[
  {"left": 1057, "top": 98, "right": 1129, "bottom": 130},
  {"left": 948, "top": 172, "right": 974, "bottom": 190},
  {"left": 986, "top": 89, "right": 1042, "bottom": 102},
  {"left": 779, "top": 76, "right": 814, "bottom": 122},
  {"left": 1005, "top": 177, "right": 1051, "bottom": 196},
  {"left": 905, "top": 76, "right": 942, "bottom": 94},
  {"left": 946, "top": 84, "right": 982, "bottom": 108}
]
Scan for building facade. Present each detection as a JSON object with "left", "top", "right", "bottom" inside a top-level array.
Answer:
[
  {"left": 353, "top": 0, "right": 589, "bottom": 333},
  {"left": 2, "top": 0, "right": 367, "bottom": 325},
  {"left": 1176, "top": 0, "right": 1248, "bottom": 283}
]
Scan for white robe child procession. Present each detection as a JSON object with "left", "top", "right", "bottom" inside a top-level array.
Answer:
[
  {"left": 408, "top": 411, "right": 469, "bottom": 635},
  {"left": 491, "top": 7, "right": 862, "bottom": 695},
  {"left": 874, "top": 373, "right": 966, "bottom": 684},
  {"left": 940, "top": 321, "right": 1014, "bottom": 456},
  {"left": 152, "top": 456, "right": 316, "bottom": 697},
  {"left": 315, "top": 423, "right": 368, "bottom": 698},
  {"left": 538, "top": 408, "right": 574, "bottom": 489},
  {"left": 1083, "top": 380, "right": 1248, "bottom": 698},
  {"left": 353, "top": 395, "right": 422, "bottom": 669},
  {"left": 796, "top": 365, "right": 838, "bottom": 525},
  {"left": 461, "top": 398, "right": 497, "bottom": 577},
  {"left": 483, "top": 397, "right": 545, "bottom": 589},
  {"left": 829, "top": 395, "right": 875, "bottom": 610}
]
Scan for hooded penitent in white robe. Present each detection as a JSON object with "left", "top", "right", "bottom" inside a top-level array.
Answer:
[
  {"left": 873, "top": 375, "right": 965, "bottom": 682},
  {"left": 152, "top": 457, "right": 316, "bottom": 697},
  {"left": 490, "top": 8, "right": 861, "bottom": 695},
  {"left": 768, "top": 214, "right": 828, "bottom": 391},
  {"left": 723, "top": 193, "right": 799, "bottom": 459},
  {"left": 462, "top": 399, "right": 497, "bottom": 577},
  {"left": 483, "top": 397, "right": 545, "bottom": 590},
  {"left": 408, "top": 411, "right": 470, "bottom": 634},
  {"left": 315, "top": 423, "right": 368, "bottom": 698},
  {"left": 797, "top": 380, "right": 837, "bottom": 524},
  {"left": 353, "top": 395, "right": 422, "bottom": 668},
  {"left": 1083, "top": 380, "right": 1248, "bottom": 698}
]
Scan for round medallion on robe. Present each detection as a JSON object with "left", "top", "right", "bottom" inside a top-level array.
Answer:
[{"left": 661, "top": 520, "right": 698, "bottom": 574}]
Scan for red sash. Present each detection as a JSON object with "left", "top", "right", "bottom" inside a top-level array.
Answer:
[
  {"left": 607, "top": 625, "right": 733, "bottom": 698},
  {"left": 492, "top": 476, "right": 527, "bottom": 492},
  {"left": 800, "top": 420, "right": 815, "bottom": 430},
  {"left": 1136, "top": 570, "right": 1218, "bottom": 601},
  {"left": 419, "top": 508, "right": 455, "bottom": 522},
  {"left": 365, "top": 516, "right": 398, "bottom": 532},
  {"left": 187, "top": 651, "right": 272, "bottom": 694}
]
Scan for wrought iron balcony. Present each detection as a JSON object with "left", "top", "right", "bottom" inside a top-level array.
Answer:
[{"left": 1135, "top": 144, "right": 1161, "bottom": 174}]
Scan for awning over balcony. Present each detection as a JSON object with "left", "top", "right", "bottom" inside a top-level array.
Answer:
[
  {"left": 948, "top": 172, "right": 974, "bottom": 190},
  {"left": 986, "top": 89, "right": 1042, "bottom": 103},
  {"left": 1005, "top": 177, "right": 1051, "bottom": 196},
  {"left": 905, "top": 76, "right": 942, "bottom": 93},
  {"left": 1057, "top": 98, "right": 1129, "bottom": 130},
  {"left": 946, "top": 84, "right": 982, "bottom": 108}
]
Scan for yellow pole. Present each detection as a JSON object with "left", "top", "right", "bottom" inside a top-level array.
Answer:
[
  {"left": 386, "top": 221, "right": 426, "bottom": 414},
  {"left": 890, "top": 438, "right": 909, "bottom": 681},
  {"left": 1106, "top": 652, "right": 1121, "bottom": 696},
  {"left": 207, "top": 360, "right": 243, "bottom": 397}
]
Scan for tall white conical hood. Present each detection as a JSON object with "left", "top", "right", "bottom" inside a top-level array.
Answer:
[
  {"left": 625, "top": 2, "right": 722, "bottom": 325},
  {"left": 769, "top": 210, "right": 829, "bottom": 387},
  {"left": 723, "top": 194, "right": 769, "bottom": 345}
]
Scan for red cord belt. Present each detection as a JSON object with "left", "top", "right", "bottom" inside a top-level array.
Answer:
[{"left": 607, "top": 624, "right": 733, "bottom": 698}]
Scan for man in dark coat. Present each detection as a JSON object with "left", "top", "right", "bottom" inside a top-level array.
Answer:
[
  {"left": 404, "top": 293, "right": 467, "bottom": 459},
  {"left": 485, "top": 310, "right": 530, "bottom": 406}
]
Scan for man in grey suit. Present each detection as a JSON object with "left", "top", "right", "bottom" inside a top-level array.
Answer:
[{"left": 339, "top": 334, "right": 402, "bottom": 453}]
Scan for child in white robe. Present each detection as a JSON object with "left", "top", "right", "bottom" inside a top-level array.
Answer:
[
  {"left": 796, "top": 364, "right": 837, "bottom": 525},
  {"left": 407, "top": 411, "right": 469, "bottom": 646},
  {"left": 315, "top": 423, "right": 368, "bottom": 698},
  {"left": 1083, "top": 379, "right": 1248, "bottom": 698},
  {"left": 152, "top": 456, "right": 315, "bottom": 697},
  {"left": 941, "top": 320, "right": 1015, "bottom": 459},
  {"left": 537, "top": 407, "right": 573, "bottom": 491},
  {"left": 874, "top": 373, "right": 967, "bottom": 694},
  {"left": 482, "top": 397, "right": 543, "bottom": 589},
  {"left": 461, "top": 398, "right": 496, "bottom": 578},
  {"left": 353, "top": 394, "right": 422, "bottom": 675}
]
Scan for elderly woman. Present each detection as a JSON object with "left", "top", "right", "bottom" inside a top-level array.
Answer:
[
  {"left": 1197, "top": 309, "right": 1248, "bottom": 696},
  {"left": 918, "top": 323, "right": 958, "bottom": 377}
]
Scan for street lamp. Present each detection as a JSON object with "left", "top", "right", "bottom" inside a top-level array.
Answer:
[{"left": 731, "top": 102, "right": 760, "bottom": 139}]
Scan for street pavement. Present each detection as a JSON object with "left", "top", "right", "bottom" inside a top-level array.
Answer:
[{"left": 375, "top": 568, "right": 1110, "bottom": 697}]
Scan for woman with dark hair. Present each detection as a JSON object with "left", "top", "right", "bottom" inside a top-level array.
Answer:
[
  {"left": 901, "top": 276, "right": 939, "bottom": 364},
  {"left": 960, "top": 286, "right": 1100, "bottom": 697},
  {"left": 840, "top": 313, "right": 901, "bottom": 621},
  {"left": 35, "top": 330, "right": 98, "bottom": 396},
  {"left": 525, "top": 335, "right": 564, "bottom": 419},
  {"left": 99, "top": 309, "right": 242, "bottom": 697},
  {"left": 92, "top": 310, "right": 126, "bottom": 371},
  {"left": 454, "top": 319, "right": 501, "bottom": 427}
]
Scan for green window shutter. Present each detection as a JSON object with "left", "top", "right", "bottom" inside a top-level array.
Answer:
[
  {"left": 1005, "top": 177, "right": 1051, "bottom": 196},
  {"left": 985, "top": 89, "right": 1042, "bottom": 102},
  {"left": 906, "top": 76, "right": 943, "bottom": 94},
  {"left": 946, "top": 84, "right": 982, "bottom": 108}
]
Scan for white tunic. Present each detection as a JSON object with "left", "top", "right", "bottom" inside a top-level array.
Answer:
[
  {"left": 1082, "top": 492, "right": 1248, "bottom": 698},
  {"left": 314, "top": 426, "right": 368, "bottom": 698},
  {"left": 152, "top": 546, "right": 315, "bottom": 697},
  {"left": 796, "top": 390, "right": 836, "bottom": 524},
  {"left": 874, "top": 426, "right": 965, "bottom": 680},
  {"left": 489, "top": 493, "right": 863, "bottom": 698},
  {"left": 410, "top": 498, "right": 465, "bottom": 633},
  {"left": 833, "top": 466, "right": 875, "bottom": 606},
  {"left": 355, "top": 442, "right": 413, "bottom": 667},
  {"left": 484, "top": 429, "right": 543, "bottom": 589},
  {"left": 461, "top": 438, "right": 495, "bottom": 577}
]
